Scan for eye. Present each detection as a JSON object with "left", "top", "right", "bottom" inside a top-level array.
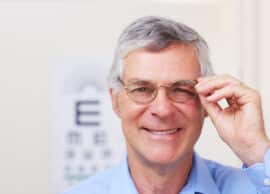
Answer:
[
  {"left": 173, "top": 87, "right": 196, "bottom": 96},
  {"left": 132, "top": 86, "right": 154, "bottom": 93}
]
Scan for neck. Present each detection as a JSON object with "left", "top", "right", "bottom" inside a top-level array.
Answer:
[{"left": 127, "top": 152, "right": 193, "bottom": 194}]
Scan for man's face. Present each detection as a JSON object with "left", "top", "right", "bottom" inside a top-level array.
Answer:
[{"left": 111, "top": 43, "right": 205, "bottom": 165}]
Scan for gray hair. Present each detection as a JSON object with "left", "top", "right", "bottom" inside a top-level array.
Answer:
[{"left": 108, "top": 16, "right": 214, "bottom": 91}]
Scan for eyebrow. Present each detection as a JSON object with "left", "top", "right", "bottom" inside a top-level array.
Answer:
[
  {"left": 126, "top": 79, "right": 153, "bottom": 85},
  {"left": 172, "top": 79, "right": 198, "bottom": 86},
  {"left": 125, "top": 78, "right": 198, "bottom": 86}
]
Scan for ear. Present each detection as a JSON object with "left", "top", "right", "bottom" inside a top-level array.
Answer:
[{"left": 109, "top": 88, "right": 121, "bottom": 118}]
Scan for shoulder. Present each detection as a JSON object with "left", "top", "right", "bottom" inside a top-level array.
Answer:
[
  {"left": 203, "top": 158, "right": 256, "bottom": 193},
  {"left": 204, "top": 159, "right": 243, "bottom": 180},
  {"left": 62, "top": 165, "right": 119, "bottom": 194}
]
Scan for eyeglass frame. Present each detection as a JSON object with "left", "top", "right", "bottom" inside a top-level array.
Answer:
[{"left": 117, "top": 77, "right": 198, "bottom": 104}]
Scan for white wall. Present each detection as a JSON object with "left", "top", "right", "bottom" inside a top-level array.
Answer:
[
  {"left": 259, "top": 0, "right": 270, "bottom": 136},
  {"left": 0, "top": 1, "right": 269, "bottom": 194}
]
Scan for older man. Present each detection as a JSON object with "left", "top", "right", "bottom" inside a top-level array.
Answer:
[{"left": 64, "top": 16, "right": 270, "bottom": 194}]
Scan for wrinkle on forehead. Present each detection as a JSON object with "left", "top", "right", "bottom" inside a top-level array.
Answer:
[{"left": 122, "top": 43, "right": 201, "bottom": 82}]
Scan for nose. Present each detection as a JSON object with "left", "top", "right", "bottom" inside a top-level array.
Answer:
[{"left": 148, "top": 88, "right": 176, "bottom": 118}]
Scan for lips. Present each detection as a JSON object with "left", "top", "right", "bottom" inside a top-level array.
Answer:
[{"left": 142, "top": 128, "right": 181, "bottom": 135}]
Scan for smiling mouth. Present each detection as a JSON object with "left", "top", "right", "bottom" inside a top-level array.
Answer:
[{"left": 142, "top": 128, "right": 181, "bottom": 135}]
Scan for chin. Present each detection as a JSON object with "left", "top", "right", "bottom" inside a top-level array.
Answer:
[{"left": 142, "top": 146, "right": 193, "bottom": 167}]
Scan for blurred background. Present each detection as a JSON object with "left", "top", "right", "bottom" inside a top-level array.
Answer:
[{"left": 0, "top": 0, "right": 270, "bottom": 194}]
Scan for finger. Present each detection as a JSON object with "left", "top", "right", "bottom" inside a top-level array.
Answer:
[
  {"left": 205, "top": 85, "right": 240, "bottom": 102},
  {"left": 197, "top": 74, "right": 238, "bottom": 84},
  {"left": 196, "top": 76, "right": 241, "bottom": 95},
  {"left": 205, "top": 84, "right": 256, "bottom": 106}
]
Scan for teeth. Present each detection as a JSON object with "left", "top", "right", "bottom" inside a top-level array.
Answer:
[{"left": 148, "top": 128, "right": 179, "bottom": 135}]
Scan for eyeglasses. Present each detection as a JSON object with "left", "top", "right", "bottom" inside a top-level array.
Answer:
[{"left": 118, "top": 78, "right": 198, "bottom": 104}]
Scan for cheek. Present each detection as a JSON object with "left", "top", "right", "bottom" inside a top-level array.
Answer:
[
  {"left": 179, "top": 104, "right": 205, "bottom": 146},
  {"left": 117, "top": 94, "right": 146, "bottom": 124},
  {"left": 179, "top": 102, "right": 205, "bottom": 126}
]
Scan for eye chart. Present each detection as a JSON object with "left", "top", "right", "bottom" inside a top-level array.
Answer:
[{"left": 51, "top": 57, "right": 125, "bottom": 194}]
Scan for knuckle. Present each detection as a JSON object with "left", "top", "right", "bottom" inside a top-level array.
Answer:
[
  {"left": 248, "top": 88, "right": 261, "bottom": 102},
  {"left": 222, "top": 74, "right": 232, "bottom": 79},
  {"left": 221, "top": 74, "right": 239, "bottom": 84},
  {"left": 253, "top": 89, "right": 261, "bottom": 99},
  {"left": 220, "top": 74, "right": 230, "bottom": 80},
  {"left": 231, "top": 84, "right": 238, "bottom": 90}
]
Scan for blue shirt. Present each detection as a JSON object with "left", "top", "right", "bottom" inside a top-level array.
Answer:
[{"left": 64, "top": 149, "right": 270, "bottom": 194}]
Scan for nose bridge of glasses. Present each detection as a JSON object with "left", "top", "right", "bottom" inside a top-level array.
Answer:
[{"left": 152, "top": 85, "right": 173, "bottom": 102}]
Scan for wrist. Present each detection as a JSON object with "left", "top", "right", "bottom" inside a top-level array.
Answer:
[{"left": 241, "top": 138, "right": 270, "bottom": 166}]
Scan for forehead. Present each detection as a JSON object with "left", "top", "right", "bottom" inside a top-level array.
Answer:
[{"left": 122, "top": 43, "right": 201, "bottom": 82}]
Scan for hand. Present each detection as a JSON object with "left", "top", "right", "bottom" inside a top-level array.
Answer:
[{"left": 195, "top": 75, "right": 270, "bottom": 166}]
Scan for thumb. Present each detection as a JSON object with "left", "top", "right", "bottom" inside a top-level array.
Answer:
[{"left": 199, "top": 95, "right": 221, "bottom": 119}]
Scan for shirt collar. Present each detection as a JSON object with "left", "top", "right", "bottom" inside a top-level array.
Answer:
[
  {"left": 181, "top": 152, "right": 220, "bottom": 194},
  {"left": 110, "top": 156, "right": 138, "bottom": 194},
  {"left": 111, "top": 153, "right": 220, "bottom": 194}
]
